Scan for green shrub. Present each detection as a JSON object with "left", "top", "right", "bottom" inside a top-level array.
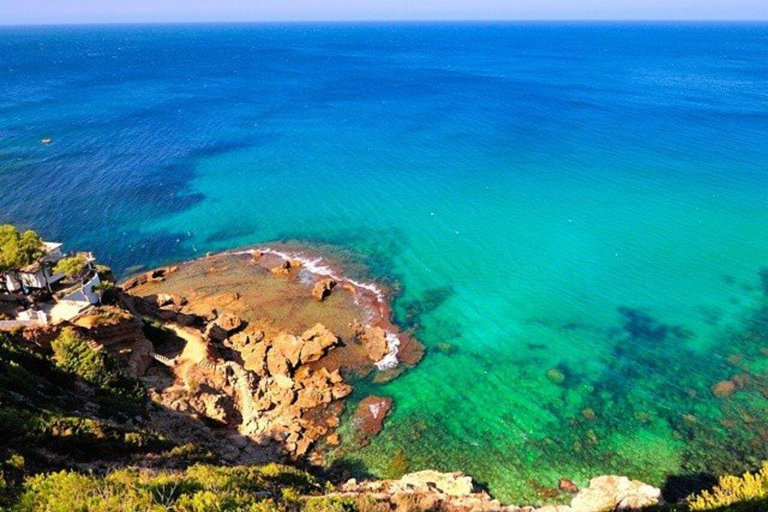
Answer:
[
  {"left": 52, "top": 254, "right": 87, "bottom": 279},
  {"left": 688, "top": 463, "right": 768, "bottom": 511},
  {"left": 50, "top": 328, "right": 145, "bottom": 404},
  {"left": 13, "top": 464, "right": 342, "bottom": 512}
]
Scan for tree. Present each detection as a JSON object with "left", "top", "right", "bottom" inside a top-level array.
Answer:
[
  {"left": 53, "top": 255, "right": 87, "bottom": 279},
  {"left": 0, "top": 225, "right": 44, "bottom": 273}
]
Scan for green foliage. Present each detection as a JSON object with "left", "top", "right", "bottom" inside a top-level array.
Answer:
[
  {"left": 52, "top": 254, "right": 87, "bottom": 279},
  {"left": 0, "top": 225, "right": 44, "bottom": 274},
  {"left": 50, "top": 328, "right": 145, "bottom": 404},
  {"left": 14, "top": 464, "right": 341, "bottom": 512},
  {"left": 688, "top": 463, "right": 768, "bottom": 511}
]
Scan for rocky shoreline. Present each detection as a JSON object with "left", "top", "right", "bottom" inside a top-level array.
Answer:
[
  {"left": 3, "top": 241, "right": 674, "bottom": 511},
  {"left": 118, "top": 245, "right": 424, "bottom": 463}
]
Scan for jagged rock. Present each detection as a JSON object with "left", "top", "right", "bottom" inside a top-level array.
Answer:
[
  {"left": 128, "top": 337, "right": 155, "bottom": 377},
  {"left": 267, "top": 348, "right": 291, "bottom": 377},
  {"left": 205, "top": 323, "right": 229, "bottom": 343},
  {"left": 241, "top": 341, "right": 269, "bottom": 376},
  {"left": 272, "top": 333, "right": 303, "bottom": 368},
  {"left": 214, "top": 313, "right": 245, "bottom": 334},
  {"left": 271, "top": 259, "right": 302, "bottom": 276},
  {"left": 300, "top": 323, "right": 339, "bottom": 363},
  {"left": 155, "top": 294, "right": 175, "bottom": 307},
  {"left": 312, "top": 278, "right": 337, "bottom": 301},
  {"left": 273, "top": 374, "right": 294, "bottom": 390},
  {"left": 353, "top": 395, "right": 392, "bottom": 445},
  {"left": 361, "top": 326, "right": 389, "bottom": 362},
  {"left": 331, "top": 382, "right": 353, "bottom": 400},
  {"left": 570, "top": 475, "right": 663, "bottom": 512},
  {"left": 340, "top": 471, "right": 514, "bottom": 512}
]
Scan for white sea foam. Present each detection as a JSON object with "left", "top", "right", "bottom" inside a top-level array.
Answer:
[
  {"left": 238, "top": 247, "right": 402, "bottom": 370},
  {"left": 375, "top": 332, "right": 401, "bottom": 371}
]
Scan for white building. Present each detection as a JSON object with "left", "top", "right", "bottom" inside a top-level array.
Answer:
[{"left": 3, "top": 242, "right": 66, "bottom": 293}]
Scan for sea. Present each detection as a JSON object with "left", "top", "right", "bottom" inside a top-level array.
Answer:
[{"left": 1, "top": 22, "right": 768, "bottom": 503}]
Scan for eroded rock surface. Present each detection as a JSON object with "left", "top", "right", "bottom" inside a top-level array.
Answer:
[
  {"left": 352, "top": 395, "right": 393, "bottom": 445},
  {"left": 312, "top": 278, "right": 337, "bottom": 302}
]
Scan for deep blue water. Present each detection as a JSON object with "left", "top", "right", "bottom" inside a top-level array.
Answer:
[{"left": 2, "top": 22, "right": 768, "bottom": 503}]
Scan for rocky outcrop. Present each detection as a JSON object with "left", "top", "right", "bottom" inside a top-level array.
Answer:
[
  {"left": 122, "top": 266, "right": 179, "bottom": 291},
  {"left": 299, "top": 323, "right": 339, "bottom": 362},
  {"left": 271, "top": 259, "right": 302, "bottom": 276},
  {"left": 145, "top": 313, "right": 351, "bottom": 459},
  {"left": 567, "top": 475, "right": 664, "bottom": 512},
  {"left": 352, "top": 321, "right": 390, "bottom": 362},
  {"left": 337, "top": 472, "right": 663, "bottom": 512},
  {"left": 352, "top": 395, "right": 392, "bottom": 445},
  {"left": 312, "top": 278, "right": 336, "bottom": 302},
  {"left": 205, "top": 313, "right": 245, "bottom": 342},
  {"left": 338, "top": 471, "right": 516, "bottom": 512}
]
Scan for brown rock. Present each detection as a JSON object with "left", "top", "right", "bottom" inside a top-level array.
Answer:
[
  {"left": 214, "top": 313, "right": 245, "bottom": 334},
  {"left": 712, "top": 380, "right": 736, "bottom": 398},
  {"left": 295, "top": 386, "right": 329, "bottom": 410},
  {"left": 327, "top": 433, "right": 340, "bottom": 446},
  {"left": 300, "top": 323, "right": 339, "bottom": 363},
  {"left": 397, "top": 470, "right": 475, "bottom": 497},
  {"left": 559, "top": 478, "right": 579, "bottom": 494},
  {"left": 272, "top": 333, "right": 303, "bottom": 368},
  {"left": 331, "top": 382, "right": 353, "bottom": 400},
  {"left": 266, "top": 348, "right": 291, "bottom": 377},
  {"left": 312, "top": 278, "right": 337, "bottom": 302},
  {"left": 241, "top": 341, "right": 269, "bottom": 377},
  {"left": 271, "top": 259, "right": 302, "bottom": 276},
  {"left": 361, "top": 326, "right": 390, "bottom": 362},
  {"left": 353, "top": 395, "right": 393, "bottom": 445}
]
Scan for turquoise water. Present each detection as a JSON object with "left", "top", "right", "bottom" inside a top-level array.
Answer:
[{"left": 2, "top": 22, "right": 768, "bottom": 503}]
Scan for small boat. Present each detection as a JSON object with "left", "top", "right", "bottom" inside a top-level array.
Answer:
[{"left": 40, "top": 137, "right": 53, "bottom": 145}]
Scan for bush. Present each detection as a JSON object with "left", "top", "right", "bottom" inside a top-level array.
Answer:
[
  {"left": 53, "top": 254, "right": 88, "bottom": 279},
  {"left": 50, "top": 328, "right": 145, "bottom": 404},
  {"left": 688, "top": 463, "right": 768, "bottom": 511},
  {"left": 13, "top": 464, "right": 342, "bottom": 512}
]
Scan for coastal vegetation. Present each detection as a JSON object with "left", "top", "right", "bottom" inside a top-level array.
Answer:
[
  {"left": 687, "top": 464, "right": 768, "bottom": 511},
  {"left": 0, "top": 225, "right": 43, "bottom": 277},
  {"left": 50, "top": 327, "right": 146, "bottom": 405},
  {"left": 52, "top": 254, "right": 88, "bottom": 279}
]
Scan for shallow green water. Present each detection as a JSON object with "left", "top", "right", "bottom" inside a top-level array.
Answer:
[{"left": 2, "top": 22, "right": 768, "bottom": 503}]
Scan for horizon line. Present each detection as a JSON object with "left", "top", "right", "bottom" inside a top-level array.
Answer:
[{"left": 2, "top": 18, "right": 768, "bottom": 28}]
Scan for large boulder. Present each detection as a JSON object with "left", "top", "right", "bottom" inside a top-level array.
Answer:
[
  {"left": 300, "top": 323, "right": 339, "bottom": 363},
  {"left": 241, "top": 341, "right": 269, "bottom": 376},
  {"left": 570, "top": 475, "right": 663, "bottom": 512},
  {"left": 266, "top": 348, "right": 291, "bottom": 377},
  {"left": 360, "top": 326, "right": 390, "bottom": 362},
  {"left": 272, "top": 333, "right": 303, "bottom": 368},
  {"left": 352, "top": 395, "right": 392, "bottom": 445},
  {"left": 312, "top": 278, "right": 337, "bottom": 302},
  {"left": 271, "top": 259, "right": 302, "bottom": 276}
]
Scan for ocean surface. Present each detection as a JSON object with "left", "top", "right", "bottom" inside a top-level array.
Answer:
[{"left": 2, "top": 22, "right": 768, "bottom": 503}]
